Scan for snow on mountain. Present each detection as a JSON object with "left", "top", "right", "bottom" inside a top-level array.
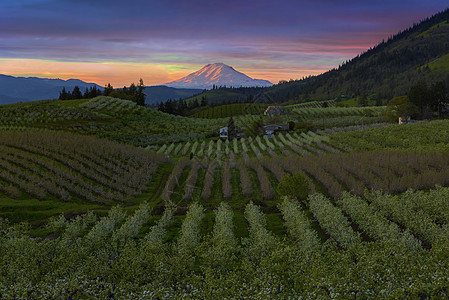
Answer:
[{"left": 164, "top": 63, "right": 273, "bottom": 89}]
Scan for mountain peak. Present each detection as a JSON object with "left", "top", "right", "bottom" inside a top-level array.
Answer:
[{"left": 164, "top": 63, "right": 272, "bottom": 89}]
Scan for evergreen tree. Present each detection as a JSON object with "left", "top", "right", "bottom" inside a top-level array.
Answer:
[
  {"left": 104, "top": 83, "right": 114, "bottom": 96},
  {"left": 227, "top": 117, "right": 236, "bottom": 141},
  {"left": 129, "top": 83, "right": 136, "bottom": 96},
  {"left": 59, "top": 87, "right": 68, "bottom": 100},
  {"left": 136, "top": 78, "right": 146, "bottom": 106},
  {"left": 164, "top": 99, "right": 174, "bottom": 114},
  {"left": 89, "top": 86, "right": 101, "bottom": 98},
  {"left": 72, "top": 86, "right": 82, "bottom": 99},
  {"left": 201, "top": 96, "right": 207, "bottom": 106}
]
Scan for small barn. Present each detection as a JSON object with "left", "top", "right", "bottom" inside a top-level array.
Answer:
[{"left": 264, "top": 106, "right": 286, "bottom": 116}]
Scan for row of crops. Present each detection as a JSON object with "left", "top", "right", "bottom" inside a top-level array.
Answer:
[
  {"left": 2, "top": 118, "right": 449, "bottom": 297},
  {"left": 80, "top": 96, "right": 145, "bottom": 114},
  {"left": 151, "top": 131, "right": 338, "bottom": 160},
  {"left": 0, "top": 104, "right": 98, "bottom": 126},
  {"left": 285, "top": 99, "right": 336, "bottom": 110},
  {"left": 2, "top": 186, "right": 449, "bottom": 298},
  {"left": 157, "top": 149, "right": 449, "bottom": 210},
  {"left": 0, "top": 131, "right": 167, "bottom": 205}
]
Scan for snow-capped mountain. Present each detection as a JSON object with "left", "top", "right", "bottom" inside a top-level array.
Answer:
[{"left": 164, "top": 63, "right": 273, "bottom": 89}]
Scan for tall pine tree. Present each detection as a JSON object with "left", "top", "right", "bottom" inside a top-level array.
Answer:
[{"left": 228, "top": 117, "right": 236, "bottom": 141}]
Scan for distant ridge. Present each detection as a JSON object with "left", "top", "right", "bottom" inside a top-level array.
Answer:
[
  {"left": 0, "top": 74, "right": 102, "bottom": 104},
  {"left": 164, "top": 63, "right": 273, "bottom": 89}
]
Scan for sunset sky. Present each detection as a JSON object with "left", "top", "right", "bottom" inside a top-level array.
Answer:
[{"left": 1, "top": 0, "right": 448, "bottom": 87}]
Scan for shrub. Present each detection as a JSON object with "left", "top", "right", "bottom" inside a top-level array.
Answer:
[{"left": 277, "top": 172, "right": 310, "bottom": 201}]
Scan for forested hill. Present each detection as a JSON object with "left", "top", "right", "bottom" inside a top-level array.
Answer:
[{"left": 263, "top": 8, "right": 449, "bottom": 104}]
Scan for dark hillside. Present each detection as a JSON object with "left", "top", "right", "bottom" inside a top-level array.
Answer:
[{"left": 263, "top": 8, "right": 449, "bottom": 103}]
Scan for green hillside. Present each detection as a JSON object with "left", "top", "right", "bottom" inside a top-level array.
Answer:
[
  {"left": 1, "top": 97, "right": 382, "bottom": 147},
  {"left": 0, "top": 96, "right": 228, "bottom": 145}
]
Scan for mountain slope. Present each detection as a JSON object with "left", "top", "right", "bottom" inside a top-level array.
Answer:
[
  {"left": 0, "top": 75, "right": 103, "bottom": 104},
  {"left": 164, "top": 63, "right": 273, "bottom": 89},
  {"left": 262, "top": 8, "right": 449, "bottom": 104}
]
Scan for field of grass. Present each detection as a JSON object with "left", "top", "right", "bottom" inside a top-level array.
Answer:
[{"left": 1, "top": 98, "right": 449, "bottom": 298}]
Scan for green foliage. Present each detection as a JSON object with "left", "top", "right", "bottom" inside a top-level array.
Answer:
[
  {"left": 408, "top": 81, "right": 430, "bottom": 111},
  {"left": 108, "top": 79, "right": 146, "bottom": 106},
  {"left": 1, "top": 189, "right": 449, "bottom": 297},
  {"left": 384, "top": 95, "right": 419, "bottom": 122},
  {"left": 276, "top": 173, "right": 310, "bottom": 200}
]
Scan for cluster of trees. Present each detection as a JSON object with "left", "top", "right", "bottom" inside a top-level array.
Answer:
[
  {"left": 59, "top": 86, "right": 102, "bottom": 100},
  {"left": 104, "top": 79, "right": 146, "bottom": 106},
  {"left": 408, "top": 80, "right": 448, "bottom": 117},
  {"left": 159, "top": 86, "right": 265, "bottom": 115},
  {"left": 59, "top": 79, "right": 146, "bottom": 106},
  {"left": 157, "top": 96, "right": 208, "bottom": 115}
]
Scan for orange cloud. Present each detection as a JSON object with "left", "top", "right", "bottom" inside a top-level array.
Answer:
[{"left": 0, "top": 59, "right": 193, "bottom": 87}]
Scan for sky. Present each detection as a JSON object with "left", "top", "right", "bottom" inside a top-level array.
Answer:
[{"left": 0, "top": 0, "right": 448, "bottom": 87}]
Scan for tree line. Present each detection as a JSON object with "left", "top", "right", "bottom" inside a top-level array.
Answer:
[
  {"left": 157, "top": 96, "right": 208, "bottom": 115},
  {"left": 59, "top": 79, "right": 146, "bottom": 106},
  {"left": 157, "top": 93, "right": 258, "bottom": 116},
  {"left": 385, "top": 80, "right": 448, "bottom": 122}
]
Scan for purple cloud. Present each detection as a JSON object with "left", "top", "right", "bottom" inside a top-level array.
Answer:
[{"left": 0, "top": 0, "right": 448, "bottom": 83}]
